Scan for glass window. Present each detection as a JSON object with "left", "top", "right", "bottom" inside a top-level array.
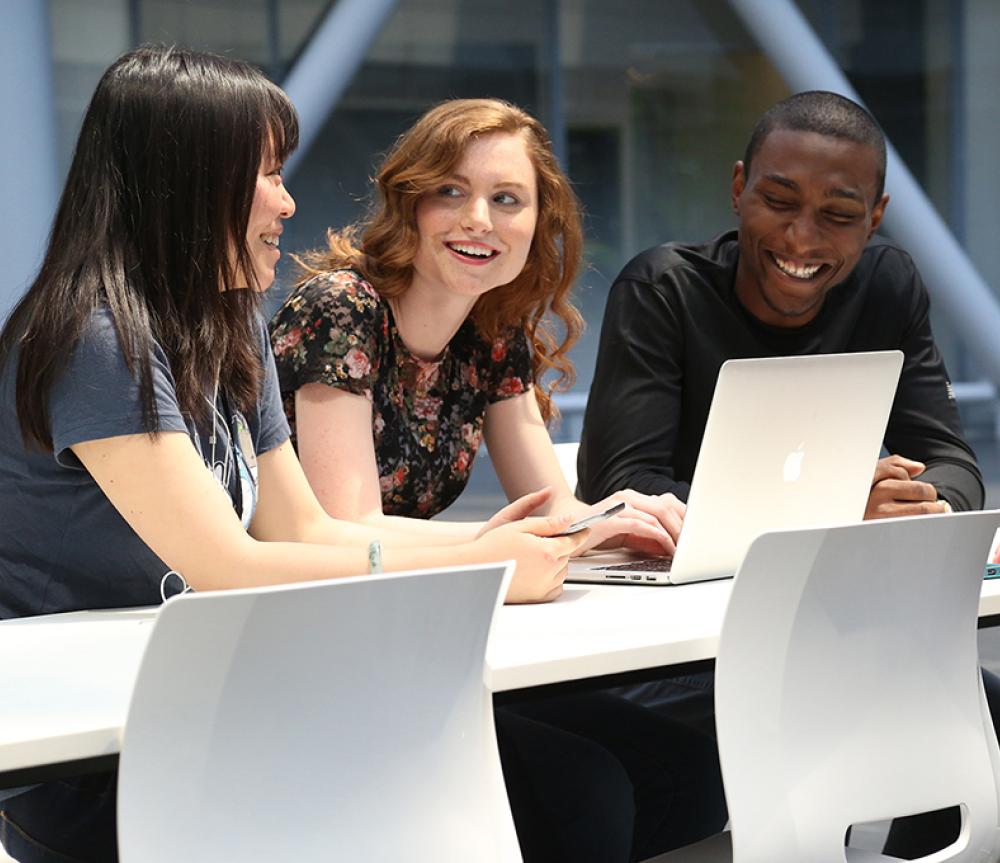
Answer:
[{"left": 45, "top": 0, "right": 1000, "bottom": 450}]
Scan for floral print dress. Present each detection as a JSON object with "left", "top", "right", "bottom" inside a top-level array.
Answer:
[{"left": 270, "top": 269, "right": 534, "bottom": 517}]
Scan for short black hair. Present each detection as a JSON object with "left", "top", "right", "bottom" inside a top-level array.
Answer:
[{"left": 743, "top": 91, "right": 887, "bottom": 201}]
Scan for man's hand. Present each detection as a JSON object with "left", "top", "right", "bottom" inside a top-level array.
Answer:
[
  {"left": 582, "top": 489, "right": 686, "bottom": 557},
  {"left": 865, "top": 454, "right": 949, "bottom": 520}
]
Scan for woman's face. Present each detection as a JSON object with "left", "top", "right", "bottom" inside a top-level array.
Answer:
[
  {"left": 410, "top": 131, "right": 538, "bottom": 303},
  {"left": 243, "top": 158, "right": 296, "bottom": 291}
]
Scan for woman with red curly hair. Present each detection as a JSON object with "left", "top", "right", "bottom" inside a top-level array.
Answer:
[
  {"left": 270, "top": 100, "right": 727, "bottom": 862},
  {"left": 270, "top": 98, "right": 685, "bottom": 564}
]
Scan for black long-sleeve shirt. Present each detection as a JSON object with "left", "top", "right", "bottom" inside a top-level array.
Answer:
[{"left": 578, "top": 231, "right": 984, "bottom": 511}]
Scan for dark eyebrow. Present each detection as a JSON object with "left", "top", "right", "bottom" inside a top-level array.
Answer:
[
  {"left": 760, "top": 173, "right": 865, "bottom": 205},
  {"left": 826, "top": 186, "right": 864, "bottom": 204},
  {"left": 761, "top": 173, "right": 798, "bottom": 192}
]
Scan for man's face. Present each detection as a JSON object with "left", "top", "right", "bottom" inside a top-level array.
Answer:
[{"left": 731, "top": 128, "right": 888, "bottom": 328}]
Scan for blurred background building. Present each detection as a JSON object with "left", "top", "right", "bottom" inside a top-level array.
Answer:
[{"left": 6, "top": 0, "right": 1000, "bottom": 502}]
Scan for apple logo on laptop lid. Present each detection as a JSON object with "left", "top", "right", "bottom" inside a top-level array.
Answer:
[{"left": 783, "top": 442, "right": 805, "bottom": 483}]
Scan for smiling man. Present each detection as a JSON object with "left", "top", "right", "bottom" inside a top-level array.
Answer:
[
  {"left": 578, "top": 92, "right": 991, "bottom": 859},
  {"left": 578, "top": 90, "right": 983, "bottom": 518}
]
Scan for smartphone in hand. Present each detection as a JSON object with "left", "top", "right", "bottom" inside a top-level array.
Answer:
[{"left": 553, "top": 502, "right": 626, "bottom": 536}]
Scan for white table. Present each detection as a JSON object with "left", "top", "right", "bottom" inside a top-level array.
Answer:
[
  {"left": 486, "top": 577, "right": 734, "bottom": 692},
  {"left": 0, "top": 608, "right": 155, "bottom": 784},
  {"left": 3, "top": 578, "right": 1000, "bottom": 785}
]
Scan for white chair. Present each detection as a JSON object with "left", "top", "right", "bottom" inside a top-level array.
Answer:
[
  {"left": 650, "top": 510, "right": 1000, "bottom": 863},
  {"left": 117, "top": 563, "right": 520, "bottom": 863},
  {"left": 552, "top": 441, "right": 579, "bottom": 493}
]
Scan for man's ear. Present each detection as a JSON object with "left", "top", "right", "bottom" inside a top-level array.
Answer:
[
  {"left": 731, "top": 161, "right": 747, "bottom": 213},
  {"left": 868, "top": 192, "right": 889, "bottom": 237}
]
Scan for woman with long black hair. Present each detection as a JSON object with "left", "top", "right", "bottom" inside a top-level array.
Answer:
[{"left": 0, "top": 45, "right": 597, "bottom": 861}]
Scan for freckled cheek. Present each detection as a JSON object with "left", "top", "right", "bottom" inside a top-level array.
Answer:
[
  {"left": 507, "top": 212, "right": 538, "bottom": 251},
  {"left": 416, "top": 207, "right": 456, "bottom": 243}
]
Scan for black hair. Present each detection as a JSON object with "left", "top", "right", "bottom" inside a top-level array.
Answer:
[
  {"left": 0, "top": 44, "right": 298, "bottom": 450},
  {"left": 742, "top": 91, "right": 887, "bottom": 201}
]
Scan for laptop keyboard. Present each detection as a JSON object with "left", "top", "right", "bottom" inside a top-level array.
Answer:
[{"left": 594, "top": 557, "right": 674, "bottom": 572}]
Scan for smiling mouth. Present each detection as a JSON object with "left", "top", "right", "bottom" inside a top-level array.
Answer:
[
  {"left": 261, "top": 234, "right": 280, "bottom": 248},
  {"left": 769, "top": 252, "right": 826, "bottom": 280},
  {"left": 446, "top": 241, "right": 499, "bottom": 261}
]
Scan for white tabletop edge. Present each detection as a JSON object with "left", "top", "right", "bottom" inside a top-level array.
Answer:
[
  {"left": 0, "top": 727, "right": 123, "bottom": 774},
  {"left": 2, "top": 578, "right": 1000, "bottom": 774},
  {"left": 486, "top": 634, "right": 721, "bottom": 691}
]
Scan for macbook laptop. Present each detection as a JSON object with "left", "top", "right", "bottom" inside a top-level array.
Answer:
[{"left": 568, "top": 350, "right": 903, "bottom": 586}]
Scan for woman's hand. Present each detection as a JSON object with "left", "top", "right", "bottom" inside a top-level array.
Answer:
[
  {"left": 476, "top": 487, "right": 553, "bottom": 538},
  {"left": 473, "top": 514, "right": 589, "bottom": 604},
  {"left": 573, "top": 490, "right": 686, "bottom": 557}
]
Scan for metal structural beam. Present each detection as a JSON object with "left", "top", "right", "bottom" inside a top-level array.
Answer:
[
  {"left": 728, "top": 0, "right": 1000, "bottom": 388},
  {"left": 282, "top": 0, "right": 399, "bottom": 180},
  {"left": 544, "top": 0, "right": 567, "bottom": 168},
  {"left": 0, "top": 0, "right": 59, "bottom": 319}
]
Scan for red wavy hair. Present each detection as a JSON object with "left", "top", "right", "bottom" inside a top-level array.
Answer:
[{"left": 297, "top": 98, "right": 584, "bottom": 421}]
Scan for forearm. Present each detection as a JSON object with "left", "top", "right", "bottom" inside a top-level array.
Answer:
[
  {"left": 920, "top": 460, "right": 985, "bottom": 512},
  {"left": 196, "top": 534, "right": 494, "bottom": 592},
  {"left": 885, "top": 425, "right": 983, "bottom": 512},
  {"left": 578, "top": 443, "right": 690, "bottom": 502},
  {"left": 289, "top": 510, "right": 480, "bottom": 548},
  {"left": 885, "top": 270, "right": 983, "bottom": 512},
  {"left": 577, "top": 278, "right": 687, "bottom": 503},
  {"left": 386, "top": 514, "right": 480, "bottom": 541},
  {"left": 592, "top": 468, "right": 688, "bottom": 500},
  {"left": 885, "top": 405, "right": 984, "bottom": 512},
  {"left": 206, "top": 537, "right": 370, "bottom": 589}
]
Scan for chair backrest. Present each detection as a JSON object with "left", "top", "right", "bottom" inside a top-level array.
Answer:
[
  {"left": 552, "top": 441, "right": 579, "bottom": 493},
  {"left": 715, "top": 511, "right": 1000, "bottom": 863},
  {"left": 117, "top": 563, "right": 520, "bottom": 863}
]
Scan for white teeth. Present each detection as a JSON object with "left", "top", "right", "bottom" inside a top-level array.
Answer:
[
  {"left": 261, "top": 235, "right": 279, "bottom": 247},
  {"left": 448, "top": 242, "right": 494, "bottom": 258},
  {"left": 773, "top": 254, "right": 820, "bottom": 279}
]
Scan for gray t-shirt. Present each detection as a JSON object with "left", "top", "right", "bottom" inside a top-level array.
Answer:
[{"left": 0, "top": 308, "right": 290, "bottom": 618}]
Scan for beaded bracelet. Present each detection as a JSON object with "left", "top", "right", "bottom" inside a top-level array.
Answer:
[{"left": 367, "top": 540, "right": 383, "bottom": 574}]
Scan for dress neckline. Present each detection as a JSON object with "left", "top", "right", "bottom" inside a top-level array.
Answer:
[{"left": 383, "top": 296, "right": 454, "bottom": 369}]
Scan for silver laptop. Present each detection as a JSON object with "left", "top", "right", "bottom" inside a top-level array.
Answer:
[{"left": 569, "top": 350, "right": 903, "bottom": 586}]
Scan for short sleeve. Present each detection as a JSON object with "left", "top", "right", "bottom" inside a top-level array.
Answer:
[
  {"left": 270, "top": 270, "right": 385, "bottom": 400},
  {"left": 253, "top": 316, "right": 291, "bottom": 455},
  {"left": 49, "top": 308, "right": 189, "bottom": 468},
  {"left": 485, "top": 326, "right": 534, "bottom": 403}
]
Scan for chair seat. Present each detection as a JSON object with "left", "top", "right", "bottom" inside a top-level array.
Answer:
[
  {"left": 641, "top": 831, "right": 731, "bottom": 862},
  {"left": 643, "top": 831, "right": 896, "bottom": 862}
]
